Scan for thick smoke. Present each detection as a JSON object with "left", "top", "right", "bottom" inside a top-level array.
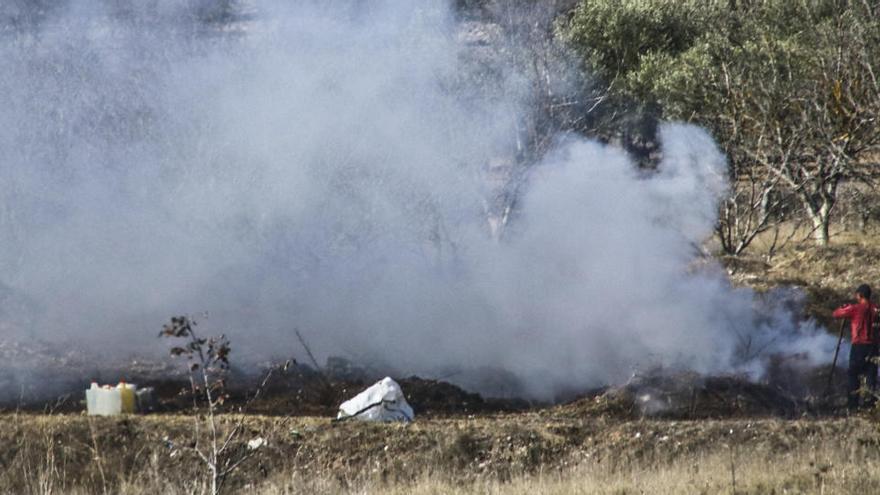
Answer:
[{"left": 0, "top": 1, "right": 833, "bottom": 398}]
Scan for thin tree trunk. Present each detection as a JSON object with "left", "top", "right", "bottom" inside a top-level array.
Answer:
[
  {"left": 812, "top": 215, "right": 831, "bottom": 246},
  {"left": 801, "top": 182, "right": 836, "bottom": 247},
  {"left": 806, "top": 199, "right": 833, "bottom": 246}
]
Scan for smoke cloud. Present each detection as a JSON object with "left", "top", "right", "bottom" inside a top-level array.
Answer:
[{"left": 0, "top": 0, "right": 833, "bottom": 399}]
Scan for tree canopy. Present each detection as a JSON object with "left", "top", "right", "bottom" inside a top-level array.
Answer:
[{"left": 559, "top": 0, "right": 880, "bottom": 248}]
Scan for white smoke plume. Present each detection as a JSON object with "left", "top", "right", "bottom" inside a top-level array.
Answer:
[{"left": 0, "top": 0, "right": 833, "bottom": 399}]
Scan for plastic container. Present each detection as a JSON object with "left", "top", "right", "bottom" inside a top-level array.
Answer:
[
  {"left": 96, "top": 386, "right": 121, "bottom": 416},
  {"left": 85, "top": 382, "right": 137, "bottom": 416},
  {"left": 85, "top": 382, "right": 98, "bottom": 414},
  {"left": 118, "top": 382, "right": 137, "bottom": 413}
]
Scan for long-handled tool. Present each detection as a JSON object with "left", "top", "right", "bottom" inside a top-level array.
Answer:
[{"left": 825, "top": 319, "right": 847, "bottom": 397}]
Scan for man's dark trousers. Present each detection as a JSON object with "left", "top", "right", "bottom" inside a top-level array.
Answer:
[{"left": 848, "top": 343, "right": 879, "bottom": 409}]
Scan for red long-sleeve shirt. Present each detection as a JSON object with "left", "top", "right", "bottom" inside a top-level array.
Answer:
[{"left": 833, "top": 301, "right": 878, "bottom": 344}]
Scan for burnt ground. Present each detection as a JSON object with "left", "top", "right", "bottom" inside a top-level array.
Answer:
[
  {"left": 0, "top": 344, "right": 855, "bottom": 421},
  {"left": 5, "top": 362, "right": 536, "bottom": 418},
  {"left": 0, "top": 337, "right": 537, "bottom": 417},
  {"left": 0, "top": 322, "right": 858, "bottom": 422}
]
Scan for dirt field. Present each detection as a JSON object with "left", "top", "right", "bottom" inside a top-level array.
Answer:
[{"left": 2, "top": 408, "right": 880, "bottom": 494}]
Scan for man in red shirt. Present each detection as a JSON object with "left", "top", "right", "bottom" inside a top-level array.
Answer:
[{"left": 833, "top": 284, "right": 879, "bottom": 409}]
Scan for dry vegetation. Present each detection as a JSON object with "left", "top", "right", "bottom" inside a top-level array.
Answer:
[
  {"left": 2, "top": 411, "right": 880, "bottom": 494},
  {"left": 722, "top": 226, "right": 880, "bottom": 328}
]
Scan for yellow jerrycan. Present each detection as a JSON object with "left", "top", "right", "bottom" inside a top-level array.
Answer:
[{"left": 117, "top": 381, "right": 137, "bottom": 413}]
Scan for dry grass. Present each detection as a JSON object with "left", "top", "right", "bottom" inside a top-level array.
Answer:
[
  {"left": 720, "top": 225, "right": 880, "bottom": 327},
  {"left": 1, "top": 412, "right": 879, "bottom": 494},
  {"left": 264, "top": 450, "right": 880, "bottom": 495}
]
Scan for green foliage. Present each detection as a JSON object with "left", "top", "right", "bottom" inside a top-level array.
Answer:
[
  {"left": 560, "top": 0, "right": 716, "bottom": 90},
  {"left": 559, "top": 0, "right": 880, "bottom": 247},
  {"left": 558, "top": 0, "right": 848, "bottom": 114}
]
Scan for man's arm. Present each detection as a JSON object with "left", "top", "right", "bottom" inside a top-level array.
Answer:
[{"left": 833, "top": 304, "right": 855, "bottom": 319}]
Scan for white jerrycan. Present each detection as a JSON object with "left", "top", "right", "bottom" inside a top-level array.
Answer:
[
  {"left": 86, "top": 382, "right": 99, "bottom": 415},
  {"left": 86, "top": 385, "right": 122, "bottom": 416}
]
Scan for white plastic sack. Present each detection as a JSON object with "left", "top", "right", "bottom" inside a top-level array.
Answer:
[{"left": 337, "top": 377, "right": 414, "bottom": 422}]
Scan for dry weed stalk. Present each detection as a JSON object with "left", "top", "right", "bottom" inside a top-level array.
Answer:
[
  {"left": 161, "top": 316, "right": 293, "bottom": 495},
  {"left": 86, "top": 417, "right": 108, "bottom": 495}
]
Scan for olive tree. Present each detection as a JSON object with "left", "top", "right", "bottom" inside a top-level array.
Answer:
[{"left": 559, "top": 0, "right": 880, "bottom": 248}]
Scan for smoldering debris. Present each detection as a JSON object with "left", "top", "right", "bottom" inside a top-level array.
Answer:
[
  {"left": 222, "top": 358, "right": 533, "bottom": 417},
  {"left": 619, "top": 372, "right": 801, "bottom": 418},
  {"left": 558, "top": 362, "right": 843, "bottom": 420}
]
